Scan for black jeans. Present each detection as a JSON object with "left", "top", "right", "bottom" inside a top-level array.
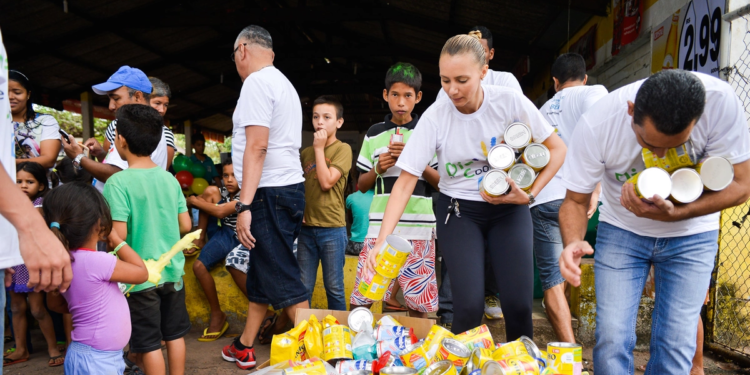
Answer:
[{"left": 435, "top": 194, "right": 534, "bottom": 341}]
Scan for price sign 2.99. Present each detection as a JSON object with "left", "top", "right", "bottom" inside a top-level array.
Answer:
[{"left": 679, "top": 0, "right": 725, "bottom": 76}]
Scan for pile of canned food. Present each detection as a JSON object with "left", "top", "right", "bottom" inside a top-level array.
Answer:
[
  {"left": 480, "top": 122, "right": 550, "bottom": 197},
  {"left": 264, "top": 307, "right": 588, "bottom": 375},
  {"left": 631, "top": 141, "right": 734, "bottom": 203}
]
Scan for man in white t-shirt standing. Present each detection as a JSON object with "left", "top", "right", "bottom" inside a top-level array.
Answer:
[
  {"left": 535, "top": 53, "right": 607, "bottom": 343},
  {"left": 560, "top": 70, "right": 750, "bottom": 374},
  {"left": 0, "top": 30, "right": 73, "bottom": 374},
  {"left": 221, "top": 25, "right": 307, "bottom": 371}
]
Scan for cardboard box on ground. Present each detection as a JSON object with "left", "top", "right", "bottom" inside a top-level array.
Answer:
[{"left": 257, "top": 309, "right": 436, "bottom": 369}]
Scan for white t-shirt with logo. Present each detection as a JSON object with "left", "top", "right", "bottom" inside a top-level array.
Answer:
[
  {"left": 232, "top": 66, "right": 304, "bottom": 189},
  {"left": 398, "top": 85, "right": 554, "bottom": 201},
  {"left": 0, "top": 32, "right": 23, "bottom": 269},
  {"left": 13, "top": 114, "right": 60, "bottom": 160},
  {"left": 562, "top": 72, "right": 750, "bottom": 238},
  {"left": 437, "top": 69, "right": 522, "bottom": 101},
  {"left": 533, "top": 85, "right": 608, "bottom": 207}
]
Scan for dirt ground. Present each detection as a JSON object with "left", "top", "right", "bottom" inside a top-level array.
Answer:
[{"left": 6, "top": 326, "right": 750, "bottom": 374}]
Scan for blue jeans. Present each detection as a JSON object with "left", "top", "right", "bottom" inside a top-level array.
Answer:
[
  {"left": 530, "top": 200, "right": 565, "bottom": 291},
  {"left": 594, "top": 222, "right": 718, "bottom": 375},
  {"left": 297, "top": 226, "right": 347, "bottom": 311},
  {"left": 244, "top": 183, "right": 307, "bottom": 310},
  {"left": 196, "top": 224, "right": 241, "bottom": 270}
]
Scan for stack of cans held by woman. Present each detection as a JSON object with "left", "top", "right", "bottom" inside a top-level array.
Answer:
[
  {"left": 480, "top": 122, "right": 551, "bottom": 197},
  {"left": 630, "top": 141, "right": 734, "bottom": 204}
]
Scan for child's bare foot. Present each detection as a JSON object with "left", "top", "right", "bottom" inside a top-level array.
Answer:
[{"left": 3, "top": 349, "right": 29, "bottom": 366}]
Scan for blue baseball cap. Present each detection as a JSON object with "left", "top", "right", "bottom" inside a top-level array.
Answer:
[{"left": 92, "top": 66, "right": 152, "bottom": 95}]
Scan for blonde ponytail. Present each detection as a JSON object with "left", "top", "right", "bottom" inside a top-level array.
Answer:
[
  {"left": 441, "top": 33, "right": 486, "bottom": 67},
  {"left": 468, "top": 30, "right": 482, "bottom": 40}
]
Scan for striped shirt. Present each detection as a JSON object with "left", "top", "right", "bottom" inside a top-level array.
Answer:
[
  {"left": 220, "top": 187, "right": 240, "bottom": 230},
  {"left": 105, "top": 121, "right": 176, "bottom": 150}
]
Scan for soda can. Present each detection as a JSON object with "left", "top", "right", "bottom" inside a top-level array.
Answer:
[
  {"left": 358, "top": 268, "right": 393, "bottom": 301},
  {"left": 626, "top": 167, "right": 672, "bottom": 200},
  {"left": 377, "top": 315, "right": 403, "bottom": 327},
  {"left": 479, "top": 170, "right": 510, "bottom": 197},
  {"left": 503, "top": 122, "right": 532, "bottom": 150},
  {"left": 399, "top": 342, "right": 432, "bottom": 371},
  {"left": 375, "top": 235, "right": 413, "bottom": 279},
  {"left": 521, "top": 143, "right": 550, "bottom": 172},
  {"left": 487, "top": 144, "right": 516, "bottom": 171},
  {"left": 424, "top": 360, "right": 458, "bottom": 375},
  {"left": 547, "top": 342, "right": 583, "bottom": 375},
  {"left": 433, "top": 338, "right": 471, "bottom": 373},
  {"left": 283, "top": 360, "right": 328, "bottom": 375},
  {"left": 493, "top": 341, "right": 527, "bottom": 361},
  {"left": 696, "top": 156, "right": 734, "bottom": 191},
  {"left": 669, "top": 168, "right": 703, "bottom": 204},
  {"left": 376, "top": 326, "right": 415, "bottom": 341},
  {"left": 350, "top": 307, "right": 375, "bottom": 333},
  {"left": 508, "top": 164, "right": 536, "bottom": 191},
  {"left": 455, "top": 325, "right": 494, "bottom": 351},
  {"left": 337, "top": 360, "right": 373, "bottom": 374},
  {"left": 380, "top": 367, "right": 418, "bottom": 375},
  {"left": 497, "top": 354, "right": 540, "bottom": 374},
  {"left": 642, "top": 140, "right": 697, "bottom": 173},
  {"left": 377, "top": 336, "right": 416, "bottom": 358},
  {"left": 323, "top": 325, "right": 354, "bottom": 361}
]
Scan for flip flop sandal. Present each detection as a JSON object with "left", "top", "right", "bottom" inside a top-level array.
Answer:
[
  {"left": 56, "top": 341, "right": 67, "bottom": 352},
  {"left": 3, "top": 357, "right": 28, "bottom": 367},
  {"left": 383, "top": 303, "right": 408, "bottom": 312},
  {"left": 48, "top": 354, "right": 65, "bottom": 367},
  {"left": 198, "top": 321, "right": 230, "bottom": 342},
  {"left": 4, "top": 336, "right": 12, "bottom": 343},
  {"left": 4, "top": 348, "right": 15, "bottom": 357},
  {"left": 257, "top": 313, "right": 279, "bottom": 345},
  {"left": 183, "top": 248, "right": 201, "bottom": 257}
]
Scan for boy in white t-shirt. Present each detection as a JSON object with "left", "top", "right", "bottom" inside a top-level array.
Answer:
[{"left": 560, "top": 70, "right": 750, "bottom": 374}]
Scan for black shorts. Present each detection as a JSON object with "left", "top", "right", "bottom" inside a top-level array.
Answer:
[{"left": 127, "top": 281, "right": 191, "bottom": 353}]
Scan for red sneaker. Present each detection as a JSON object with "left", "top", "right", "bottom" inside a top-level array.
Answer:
[{"left": 221, "top": 339, "right": 257, "bottom": 370}]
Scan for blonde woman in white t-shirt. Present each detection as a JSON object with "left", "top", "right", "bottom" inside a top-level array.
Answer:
[{"left": 366, "top": 32, "right": 567, "bottom": 339}]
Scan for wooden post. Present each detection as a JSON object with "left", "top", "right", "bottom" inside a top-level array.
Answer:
[
  {"left": 81, "top": 91, "right": 94, "bottom": 140},
  {"left": 184, "top": 120, "right": 192, "bottom": 157}
]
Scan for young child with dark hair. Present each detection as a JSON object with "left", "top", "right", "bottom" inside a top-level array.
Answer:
[
  {"left": 44, "top": 182, "right": 148, "bottom": 375},
  {"left": 102, "top": 104, "right": 193, "bottom": 375}
]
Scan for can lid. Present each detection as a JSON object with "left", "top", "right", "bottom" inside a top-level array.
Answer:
[
  {"left": 482, "top": 170, "right": 509, "bottom": 195},
  {"left": 344, "top": 371, "right": 372, "bottom": 375},
  {"left": 348, "top": 307, "right": 374, "bottom": 333},
  {"left": 381, "top": 367, "right": 418, "bottom": 375},
  {"left": 442, "top": 338, "right": 471, "bottom": 357},
  {"left": 488, "top": 144, "right": 515, "bottom": 170},
  {"left": 546, "top": 342, "right": 583, "bottom": 349},
  {"left": 508, "top": 164, "right": 536, "bottom": 188},
  {"left": 504, "top": 122, "right": 532, "bottom": 148},
  {"left": 385, "top": 235, "right": 414, "bottom": 254},
  {"left": 518, "top": 336, "right": 543, "bottom": 359},
  {"left": 522, "top": 143, "right": 550, "bottom": 168},
  {"left": 637, "top": 167, "right": 672, "bottom": 199},
  {"left": 425, "top": 360, "right": 453, "bottom": 375},
  {"left": 480, "top": 360, "right": 503, "bottom": 375},
  {"left": 670, "top": 168, "right": 702, "bottom": 203},
  {"left": 699, "top": 156, "right": 734, "bottom": 191}
]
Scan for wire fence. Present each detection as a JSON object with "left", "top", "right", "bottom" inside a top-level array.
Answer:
[{"left": 708, "top": 11, "right": 750, "bottom": 358}]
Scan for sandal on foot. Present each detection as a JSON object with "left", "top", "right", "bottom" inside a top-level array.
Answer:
[
  {"left": 257, "top": 313, "right": 278, "bottom": 345},
  {"left": 198, "top": 321, "right": 229, "bottom": 342},
  {"left": 3, "top": 356, "right": 28, "bottom": 367},
  {"left": 384, "top": 302, "right": 408, "bottom": 312},
  {"left": 48, "top": 354, "right": 65, "bottom": 367}
]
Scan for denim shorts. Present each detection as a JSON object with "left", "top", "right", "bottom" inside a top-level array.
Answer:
[
  {"left": 197, "top": 224, "right": 241, "bottom": 270},
  {"left": 530, "top": 199, "right": 566, "bottom": 291},
  {"left": 244, "top": 183, "right": 308, "bottom": 310},
  {"left": 64, "top": 341, "right": 125, "bottom": 375}
]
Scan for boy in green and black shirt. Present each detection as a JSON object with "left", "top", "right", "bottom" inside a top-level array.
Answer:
[{"left": 350, "top": 63, "right": 439, "bottom": 318}]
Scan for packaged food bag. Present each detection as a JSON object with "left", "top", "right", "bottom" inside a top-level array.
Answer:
[
  {"left": 324, "top": 315, "right": 340, "bottom": 328},
  {"left": 271, "top": 320, "right": 309, "bottom": 365},
  {"left": 304, "top": 315, "right": 324, "bottom": 359}
]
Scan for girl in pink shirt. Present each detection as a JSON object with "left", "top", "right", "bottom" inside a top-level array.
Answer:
[{"left": 44, "top": 182, "right": 148, "bottom": 375}]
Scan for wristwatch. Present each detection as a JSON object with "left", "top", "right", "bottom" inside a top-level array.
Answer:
[
  {"left": 73, "top": 153, "right": 85, "bottom": 171},
  {"left": 527, "top": 193, "right": 536, "bottom": 205},
  {"left": 235, "top": 202, "right": 252, "bottom": 214}
]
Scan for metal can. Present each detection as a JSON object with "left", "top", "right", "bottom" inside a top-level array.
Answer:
[
  {"left": 433, "top": 338, "right": 471, "bottom": 373},
  {"left": 349, "top": 307, "right": 375, "bottom": 333},
  {"left": 517, "top": 336, "right": 543, "bottom": 361},
  {"left": 377, "top": 337, "right": 416, "bottom": 358},
  {"left": 521, "top": 143, "right": 550, "bottom": 172},
  {"left": 345, "top": 371, "right": 372, "bottom": 375},
  {"left": 547, "top": 342, "right": 583, "bottom": 375},
  {"left": 284, "top": 360, "right": 328, "bottom": 375},
  {"left": 508, "top": 164, "right": 536, "bottom": 191},
  {"left": 497, "top": 354, "right": 540, "bottom": 374},
  {"left": 493, "top": 341, "right": 527, "bottom": 361},
  {"left": 464, "top": 348, "right": 494, "bottom": 375},
  {"left": 424, "top": 325, "right": 456, "bottom": 358},
  {"left": 642, "top": 140, "right": 697, "bottom": 172},
  {"left": 479, "top": 170, "right": 510, "bottom": 197},
  {"left": 455, "top": 325, "right": 494, "bottom": 351},
  {"left": 487, "top": 144, "right": 516, "bottom": 171},
  {"left": 626, "top": 167, "right": 672, "bottom": 200},
  {"left": 377, "top": 315, "right": 402, "bottom": 327},
  {"left": 338, "top": 361, "right": 374, "bottom": 374},
  {"left": 375, "top": 235, "right": 413, "bottom": 279},
  {"left": 669, "top": 168, "right": 703, "bottom": 204},
  {"left": 696, "top": 156, "right": 734, "bottom": 191},
  {"left": 323, "top": 325, "right": 354, "bottom": 361},
  {"left": 399, "top": 342, "right": 432, "bottom": 371},
  {"left": 503, "top": 122, "right": 532, "bottom": 150},
  {"left": 358, "top": 268, "right": 393, "bottom": 301},
  {"left": 424, "top": 360, "right": 458, "bottom": 375},
  {"left": 375, "top": 326, "right": 415, "bottom": 341},
  {"left": 380, "top": 367, "right": 418, "bottom": 375}
]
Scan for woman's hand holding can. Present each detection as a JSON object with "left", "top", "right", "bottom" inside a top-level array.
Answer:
[{"left": 479, "top": 178, "right": 530, "bottom": 205}]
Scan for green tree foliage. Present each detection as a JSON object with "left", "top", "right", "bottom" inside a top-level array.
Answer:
[{"left": 34, "top": 105, "right": 109, "bottom": 143}]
